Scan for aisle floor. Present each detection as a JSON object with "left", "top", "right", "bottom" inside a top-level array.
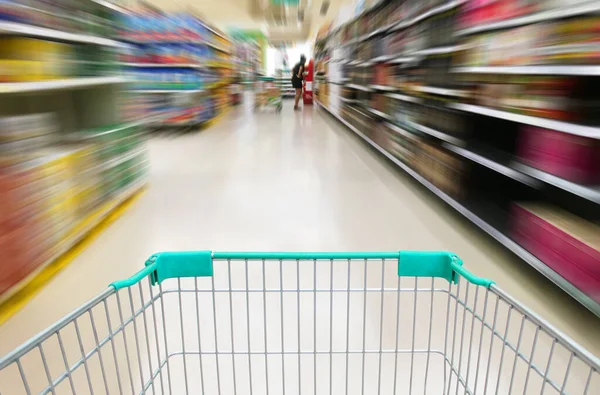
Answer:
[{"left": 1, "top": 99, "right": 598, "bottom": 391}]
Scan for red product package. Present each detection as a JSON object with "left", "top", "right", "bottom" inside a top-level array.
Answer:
[
  {"left": 512, "top": 203, "right": 600, "bottom": 303},
  {"left": 373, "top": 64, "right": 390, "bottom": 86},
  {"left": 517, "top": 126, "right": 600, "bottom": 184}
]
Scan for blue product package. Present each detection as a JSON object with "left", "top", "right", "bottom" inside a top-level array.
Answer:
[{"left": 178, "top": 43, "right": 189, "bottom": 63}]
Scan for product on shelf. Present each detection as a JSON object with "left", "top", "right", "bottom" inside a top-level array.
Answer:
[
  {"left": 459, "top": 0, "right": 541, "bottom": 31},
  {"left": 0, "top": 0, "right": 118, "bottom": 37},
  {"left": 314, "top": 0, "right": 600, "bottom": 316},
  {"left": 512, "top": 202, "right": 600, "bottom": 303},
  {"left": 419, "top": 102, "right": 468, "bottom": 139},
  {"left": 459, "top": 15, "right": 600, "bottom": 67},
  {"left": 0, "top": 37, "right": 118, "bottom": 82},
  {"left": 414, "top": 140, "right": 467, "bottom": 199},
  {"left": 131, "top": 67, "right": 204, "bottom": 90},
  {"left": 385, "top": 95, "right": 421, "bottom": 127},
  {"left": 378, "top": 122, "right": 421, "bottom": 163},
  {"left": 517, "top": 126, "right": 600, "bottom": 184},
  {"left": 123, "top": 7, "right": 236, "bottom": 124},
  {"left": 0, "top": 113, "right": 147, "bottom": 298}
]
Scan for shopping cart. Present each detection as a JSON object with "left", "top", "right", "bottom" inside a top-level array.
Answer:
[
  {"left": 254, "top": 77, "right": 282, "bottom": 113},
  {"left": 1, "top": 251, "right": 598, "bottom": 394}
]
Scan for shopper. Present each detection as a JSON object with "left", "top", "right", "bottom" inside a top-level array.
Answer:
[{"left": 292, "top": 55, "right": 306, "bottom": 110}]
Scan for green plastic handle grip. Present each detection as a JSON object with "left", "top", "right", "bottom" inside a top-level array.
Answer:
[{"left": 109, "top": 251, "right": 494, "bottom": 290}]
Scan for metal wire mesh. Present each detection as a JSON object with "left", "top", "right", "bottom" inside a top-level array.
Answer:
[{"left": 1, "top": 257, "right": 598, "bottom": 394}]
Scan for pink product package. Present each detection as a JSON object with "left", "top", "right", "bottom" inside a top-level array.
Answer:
[
  {"left": 517, "top": 126, "right": 600, "bottom": 184},
  {"left": 512, "top": 203, "right": 600, "bottom": 303}
]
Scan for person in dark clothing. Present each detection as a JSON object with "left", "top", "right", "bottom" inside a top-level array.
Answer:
[{"left": 292, "top": 55, "right": 306, "bottom": 110}]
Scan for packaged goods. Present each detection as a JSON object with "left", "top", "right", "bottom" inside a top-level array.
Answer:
[
  {"left": 517, "top": 126, "right": 600, "bottom": 184},
  {"left": 512, "top": 203, "right": 600, "bottom": 303}
]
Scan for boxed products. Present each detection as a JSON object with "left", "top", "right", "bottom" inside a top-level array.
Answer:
[
  {"left": 0, "top": 0, "right": 118, "bottom": 37},
  {"left": 472, "top": 76, "right": 577, "bottom": 121},
  {"left": 517, "top": 126, "right": 600, "bottom": 184},
  {"left": 414, "top": 141, "right": 466, "bottom": 199},
  {"left": 512, "top": 202, "right": 600, "bottom": 303},
  {"left": 460, "top": 15, "right": 600, "bottom": 67},
  {"left": 132, "top": 68, "right": 203, "bottom": 90}
]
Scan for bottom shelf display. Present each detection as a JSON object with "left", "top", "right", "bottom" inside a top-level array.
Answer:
[
  {"left": 0, "top": 116, "right": 148, "bottom": 302},
  {"left": 315, "top": 99, "right": 600, "bottom": 316}
]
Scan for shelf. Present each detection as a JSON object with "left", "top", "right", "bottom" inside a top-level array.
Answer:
[
  {"left": 442, "top": 144, "right": 541, "bottom": 187},
  {"left": 383, "top": 121, "right": 417, "bottom": 140},
  {"left": 456, "top": 2, "right": 600, "bottom": 36},
  {"left": 390, "top": 56, "right": 419, "bottom": 64},
  {"left": 345, "top": 84, "right": 373, "bottom": 92},
  {"left": 0, "top": 21, "right": 127, "bottom": 48},
  {"left": 366, "top": 107, "right": 394, "bottom": 121},
  {"left": 405, "top": 120, "right": 465, "bottom": 146},
  {"left": 371, "top": 54, "right": 396, "bottom": 63},
  {"left": 103, "top": 149, "right": 146, "bottom": 170},
  {"left": 411, "top": 85, "right": 470, "bottom": 97},
  {"left": 74, "top": 117, "right": 159, "bottom": 140},
  {"left": 384, "top": 92, "right": 422, "bottom": 104},
  {"left": 0, "top": 180, "right": 146, "bottom": 306},
  {"left": 369, "top": 85, "right": 397, "bottom": 92},
  {"left": 338, "top": 1, "right": 465, "bottom": 43},
  {"left": 453, "top": 65, "right": 600, "bottom": 76},
  {"left": 206, "top": 42, "right": 231, "bottom": 54},
  {"left": 130, "top": 89, "right": 204, "bottom": 94},
  {"left": 123, "top": 63, "right": 204, "bottom": 69},
  {"left": 391, "top": 0, "right": 465, "bottom": 32},
  {"left": 0, "top": 77, "right": 126, "bottom": 94},
  {"left": 356, "top": 61, "right": 375, "bottom": 67},
  {"left": 315, "top": 98, "right": 600, "bottom": 317},
  {"left": 513, "top": 162, "right": 600, "bottom": 204},
  {"left": 449, "top": 103, "right": 600, "bottom": 139},
  {"left": 410, "top": 44, "right": 469, "bottom": 56}
]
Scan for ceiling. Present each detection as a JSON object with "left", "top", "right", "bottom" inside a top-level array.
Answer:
[{"left": 147, "top": 0, "right": 353, "bottom": 43}]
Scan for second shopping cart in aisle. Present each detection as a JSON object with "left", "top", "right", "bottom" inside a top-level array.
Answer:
[
  {"left": 1, "top": 251, "right": 598, "bottom": 394},
  {"left": 255, "top": 77, "right": 282, "bottom": 113}
]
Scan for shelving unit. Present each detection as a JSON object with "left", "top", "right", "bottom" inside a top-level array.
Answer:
[
  {"left": 120, "top": 5, "right": 237, "bottom": 129},
  {"left": 0, "top": 2, "right": 150, "bottom": 308},
  {"left": 315, "top": 98, "right": 600, "bottom": 316},
  {"left": 314, "top": 0, "right": 600, "bottom": 316},
  {"left": 275, "top": 77, "right": 295, "bottom": 97},
  {"left": 0, "top": 21, "right": 127, "bottom": 48},
  {"left": 0, "top": 76, "right": 126, "bottom": 94}
]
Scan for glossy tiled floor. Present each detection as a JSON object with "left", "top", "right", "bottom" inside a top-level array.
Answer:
[{"left": 1, "top": 98, "right": 598, "bottom": 393}]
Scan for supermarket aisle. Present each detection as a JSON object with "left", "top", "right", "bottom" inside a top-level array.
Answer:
[{"left": 1, "top": 99, "right": 599, "bottom": 360}]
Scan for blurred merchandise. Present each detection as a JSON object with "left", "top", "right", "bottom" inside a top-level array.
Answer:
[
  {"left": 0, "top": 37, "right": 118, "bottom": 81},
  {"left": 460, "top": 16, "right": 600, "bottom": 67},
  {"left": 512, "top": 202, "right": 600, "bottom": 303},
  {"left": 517, "top": 126, "right": 600, "bottom": 184},
  {"left": 0, "top": 0, "right": 118, "bottom": 37},
  {"left": 414, "top": 140, "right": 466, "bottom": 199},
  {"left": 0, "top": 113, "right": 147, "bottom": 296},
  {"left": 123, "top": 7, "right": 236, "bottom": 128},
  {"left": 130, "top": 67, "right": 205, "bottom": 90},
  {"left": 314, "top": 0, "right": 600, "bottom": 313}
]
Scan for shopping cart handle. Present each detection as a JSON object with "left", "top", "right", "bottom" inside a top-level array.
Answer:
[
  {"left": 110, "top": 251, "right": 213, "bottom": 290},
  {"left": 110, "top": 251, "right": 494, "bottom": 290},
  {"left": 398, "top": 251, "right": 494, "bottom": 286}
]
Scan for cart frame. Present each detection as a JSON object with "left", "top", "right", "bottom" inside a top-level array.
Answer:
[
  {"left": 254, "top": 77, "right": 282, "bottom": 113},
  {"left": 1, "top": 251, "right": 598, "bottom": 394}
]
